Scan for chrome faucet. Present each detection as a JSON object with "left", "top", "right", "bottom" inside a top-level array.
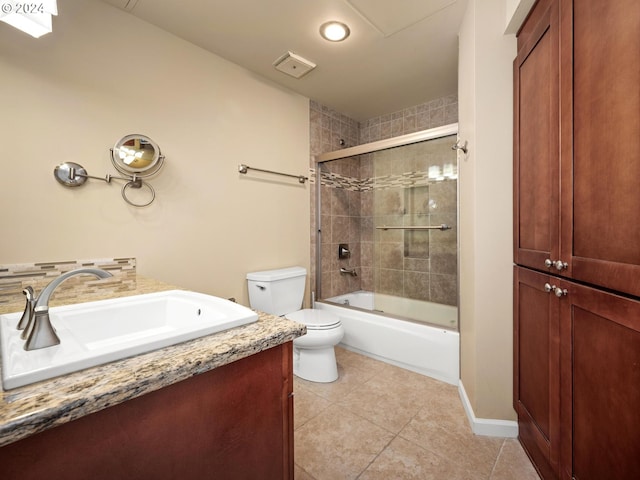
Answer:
[
  {"left": 340, "top": 267, "right": 358, "bottom": 277},
  {"left": 18, "top": 268, "right": 113, "bottom": 351}
]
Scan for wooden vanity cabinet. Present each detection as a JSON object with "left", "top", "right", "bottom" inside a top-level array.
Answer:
[{"left": 0, "top": 342, "right": 294, "bottom": 480}]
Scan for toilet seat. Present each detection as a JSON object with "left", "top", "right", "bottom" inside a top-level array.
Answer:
[{"left": 286, "top": 309, "right": 341, "bottom": 330}]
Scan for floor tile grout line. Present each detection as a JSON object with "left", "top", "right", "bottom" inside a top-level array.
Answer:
[
  {"left": 295, "top": 462, "right": 319, "bottom": 480},
  {"left": 394, "top": 401, "right": 503, "bottom": 477},
  {"left": 487, "top": 438, "right": 507, "bottom": 479},
  {"left": 353, "top": 394, "right": 439, "bottom": 479},
  {"left": 293, "top": 385, "right": 339, "bottom": 431},
  {"left": 355, "top": 430, "right": 399, "bottom": 480}
]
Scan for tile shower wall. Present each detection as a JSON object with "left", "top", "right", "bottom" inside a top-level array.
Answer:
[
  {"left": 310, "top": 95, "right": 458, "bottom": 303},
  {"left": 369, "top": 137, "right": 458, "bottom": 306},
  {"left": 309, "top": 101, "right": 361, "bottom": 299}
]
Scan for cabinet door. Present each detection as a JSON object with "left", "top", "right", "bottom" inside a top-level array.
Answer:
[
  {"left": 0, "top": 342, "right": 295, "bottom": 480},
  {"left": 514, "top": 0, "right": 560, "bottom": 271},
  {"left": 562, "top": 0, "right": 640, "bottom": 297},
  {"left": 559, "top": 282, "right": 640, "bottom": 479},
  {"left": 514, "top": 266, "right": 560, "bottom": 479}
]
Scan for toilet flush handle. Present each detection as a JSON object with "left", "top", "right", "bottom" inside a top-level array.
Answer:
[{"left": 255, "top": 284, "right": 267, "bottom": 291}]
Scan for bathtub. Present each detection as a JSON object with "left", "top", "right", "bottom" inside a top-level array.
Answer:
[{"left": 315, "top": 291, "right": 459, "bottom": 385}]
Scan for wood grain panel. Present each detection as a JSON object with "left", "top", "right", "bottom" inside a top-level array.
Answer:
[
  {"left": 514, "top": 266, "right": 560, "bottom": 479},
  {"left": 0, "top": 343, "right": 293, "bottom": 480},
  {"left": 562, "top": 284, "right": 640, "bottom": 479},
  {"left": 514, "top": 0, "right": 559, "bottom": 270},
  {"left": 570, "top": 0, "right": 640, "bottom": 295}
]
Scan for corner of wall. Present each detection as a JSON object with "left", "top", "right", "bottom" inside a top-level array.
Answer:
[
  {"left": 459, "top": 380, "right": 518, "bottom": 438},
  {"left": 458, "top": 0, "right": 519, "bottom": 423}
]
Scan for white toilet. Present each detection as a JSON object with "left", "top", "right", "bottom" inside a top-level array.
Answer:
[{"left": 246, "top": 266, "right": 344, "bottom": 383}]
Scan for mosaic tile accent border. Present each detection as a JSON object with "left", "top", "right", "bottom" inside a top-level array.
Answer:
[
  {"left": 0, "top": 258, "right": 137, "bottom": 306},
  {"left": 319, "top": 170, "right": 366, "bottom": 191},
  {"left": 316, "top": 170, "right": 457, "bottom": 192}
]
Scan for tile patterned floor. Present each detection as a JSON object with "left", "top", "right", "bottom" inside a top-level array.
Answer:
[{"left": 293, "top": 347, "right": 540, "bottom": 480}]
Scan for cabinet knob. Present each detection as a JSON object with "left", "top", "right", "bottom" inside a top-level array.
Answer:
[
  {"left": 544, "top": 283, "right": 555, "bottom": 293},
  {"left": 545, "top": 259, "right": 568, "bottom": 270},
  {"left": 554, "top": 260, "right": 568, "bottom": 271},
  {"left": 554, "top": 287, "right": 568, "bottom": 297}
]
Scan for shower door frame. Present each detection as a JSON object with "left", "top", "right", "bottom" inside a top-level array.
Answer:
[{"left": 313, "top": 122, "right": 459, "bottom": 308}]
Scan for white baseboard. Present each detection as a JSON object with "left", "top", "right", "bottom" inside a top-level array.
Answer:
[{"left": 458, "top": 380, "right": 518, "bottom": 438}]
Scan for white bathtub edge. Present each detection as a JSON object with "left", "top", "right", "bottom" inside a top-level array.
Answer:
[
  {"left": 338, "top": 343, "right": 458, "bottom": 386},
  {"left": 317, "top": 299, "right": 460, "bottom": 386},
  {"left": 458, "top": 380, "right": 518, "bottom": 438}
]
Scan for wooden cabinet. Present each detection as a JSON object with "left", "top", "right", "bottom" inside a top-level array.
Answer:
[
  {"left": 515, "top": 267, "right": 640, "bottom": 479},
  {"left": 567, "top": 0, "right": 640, "bottom": 297},
  {"left": 0, "top": 342, "right": 295, "bottom": 480},
  {"left": 559, "top": 281, "right": 640, "bottom": 479},
  {"left": 514, "top": 0, "right": 559, "bottom": 273},
  {"left": 515, "top": 0, "right": 640, "bottom": 299},
  {"left": 515, "top": 0, "right": 640, "bottom": 478},
  {"left": 514, "top": 267, "right": 560, "bottom": 479}
]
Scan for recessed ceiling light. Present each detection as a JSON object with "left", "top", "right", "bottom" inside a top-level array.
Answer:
[{"left": 319, "top": 21, "right": 350, "bottom": 42}]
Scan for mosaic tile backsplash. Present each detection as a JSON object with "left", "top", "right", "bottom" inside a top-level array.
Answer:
[{"left": 0, "top": 258, "right": 137, "bottom": 306}]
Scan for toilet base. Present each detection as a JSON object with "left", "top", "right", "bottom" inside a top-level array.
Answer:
[{"left": 293, "top": 346, "right": 338, "bottom": 383}]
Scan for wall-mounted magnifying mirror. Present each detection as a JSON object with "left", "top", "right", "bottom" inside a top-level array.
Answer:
[
  {"left": 111, "top": 134, "right": 164, "bottom": 177},
  {"left": 53, "top": 134, "right": 165, "bottom": 207}
]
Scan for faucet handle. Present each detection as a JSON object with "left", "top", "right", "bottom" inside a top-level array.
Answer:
[{"left": 17, "top": 286, "right": 35, "bottom": 331}]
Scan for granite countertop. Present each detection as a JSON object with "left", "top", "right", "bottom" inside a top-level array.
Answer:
[{"left": 0, "top": 276, "right": 306, "bottom": 448}]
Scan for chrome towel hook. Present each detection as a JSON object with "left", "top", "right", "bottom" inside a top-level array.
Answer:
[{"left": 452, "top": 139, "right": 468, "bottom": 154}]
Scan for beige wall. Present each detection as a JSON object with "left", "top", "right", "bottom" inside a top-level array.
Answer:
[
  {"left": 458, "top": 0, "right": 517, "bottom": 420},
  {"left": 0, "top": 0, "right": 310, "bottom": 306}
]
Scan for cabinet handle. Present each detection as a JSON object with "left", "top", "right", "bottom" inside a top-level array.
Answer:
[
  {"left": 544, "top": 283, "right": 555, "bottom": 293},
  {"left": 553, "top": 287, "right": 568, "bottom": 297},
  {"left": 545, "top": 259, "right": 554, "bottom": 268},
  {"left": 554, "top": 260, "right": 568, "bottom": 271}
]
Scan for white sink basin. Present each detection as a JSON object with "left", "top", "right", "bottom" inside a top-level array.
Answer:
[{"left": 0, "top": 290, "right": 258, "bottom": 390}]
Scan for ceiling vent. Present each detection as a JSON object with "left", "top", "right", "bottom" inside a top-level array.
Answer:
[{"left": 273, "top": 52, "right": 316, "bottom": 79}]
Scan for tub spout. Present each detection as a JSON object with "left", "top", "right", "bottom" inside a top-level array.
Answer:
[{"left": 340, "top": 267, "right": 358, "bottom": 277}]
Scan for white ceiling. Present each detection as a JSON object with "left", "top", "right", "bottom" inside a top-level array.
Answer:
[{"left": 101, "top": 0, "right": 468, "bottom": 121}]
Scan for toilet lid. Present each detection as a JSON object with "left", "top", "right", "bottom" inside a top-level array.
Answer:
[{"left": 286, "top": 309, "right": 341, "bottom": 329}]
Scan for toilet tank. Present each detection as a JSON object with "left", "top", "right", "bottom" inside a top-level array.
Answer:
[{"left": 246, "top": 267, "right": 307, "bottom": 316}]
